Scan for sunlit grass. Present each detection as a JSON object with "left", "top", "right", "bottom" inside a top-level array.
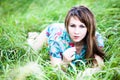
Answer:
[{"left": 0, "top": 0, "right": 120, "bottom": 80}]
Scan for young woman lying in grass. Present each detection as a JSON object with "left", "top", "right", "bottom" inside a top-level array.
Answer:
[{"left": 27, "top": 5, "right": 105, "bottom": 72}]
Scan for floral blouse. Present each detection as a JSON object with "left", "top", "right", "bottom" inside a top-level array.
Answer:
[{"left": 46, "top": 23, "right": 104, "bottom": 64}]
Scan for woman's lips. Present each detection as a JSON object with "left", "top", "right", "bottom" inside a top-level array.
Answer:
[{"left": 74, "top": 36, "right": 79, "bottom": 39}]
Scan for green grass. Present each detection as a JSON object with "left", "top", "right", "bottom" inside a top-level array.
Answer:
[{"left": 0, "top": 0, "right": 120, "bottom": 80}]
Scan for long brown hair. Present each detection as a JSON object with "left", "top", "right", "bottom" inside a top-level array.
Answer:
[{"left": 65, "top": 6, "right": 104, "bottom": 59}]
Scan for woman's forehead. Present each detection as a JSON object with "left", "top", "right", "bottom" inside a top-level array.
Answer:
[{"left": 68, "top": 16, "right": 85, "bottom": 24}]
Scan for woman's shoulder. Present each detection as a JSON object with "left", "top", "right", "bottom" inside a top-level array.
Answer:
[
  {"left": 47, "top": 23, "right": 67, "bottom": 34},
  {"left": 95, "top": 31, "right": 104, "bottom": 48},
  {"left": 46, "top": 23, "right": 64, "bottom": 33},
  {"left": 46, "top": 23, "right": 70, "bottom": 40},
  {"left": 48, "top": 23, "right": 64, "bottom": 29}
]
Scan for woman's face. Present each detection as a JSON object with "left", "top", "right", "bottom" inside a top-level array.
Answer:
[{"left": 68, "top": 16, "right": 87, "bottom": 43}]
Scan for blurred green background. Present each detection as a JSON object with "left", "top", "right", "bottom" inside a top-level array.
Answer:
[{"left": 0, "top": 0, "right": 120, "bottom": 80}]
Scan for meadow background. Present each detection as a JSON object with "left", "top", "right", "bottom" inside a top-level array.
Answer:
[{"left": 0, "top": 0, "right": 120, "bottom": 80}]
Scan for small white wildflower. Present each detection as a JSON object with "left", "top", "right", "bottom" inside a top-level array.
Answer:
[
  {"left": 76, "top": 67, "right": 101, "bottom": 80},
  {"left": 15, "top": 62, "right": 45, "bottom": 80}
]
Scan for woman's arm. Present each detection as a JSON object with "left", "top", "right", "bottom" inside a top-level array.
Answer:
[
  {"left": 50, "top": 56, "right": 70, "bottom": 72},
  {"left": 50, "top": 47, "right": 76, "bottom": 71},
  {"left": 94, "top": 54, "right": 104, "bottom": 68},
  {"left": 27, "top": 28, "right": 47, "bottom": 51}
]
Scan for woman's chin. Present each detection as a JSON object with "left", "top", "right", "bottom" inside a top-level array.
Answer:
[{"left": 73, "top": 40, "right": 81, "bottom": 43}]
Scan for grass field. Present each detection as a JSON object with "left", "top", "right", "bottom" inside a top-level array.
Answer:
[{"left": 0, "top": 0, "right": 120, "bottom": 80}]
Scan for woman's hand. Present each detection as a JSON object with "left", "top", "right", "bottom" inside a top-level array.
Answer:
[
  {"left": 63, "top": 47, "right": 76, "bottom": 64},
  {"left": 94, "top": 54, "right": 104, "bottom": 68}
]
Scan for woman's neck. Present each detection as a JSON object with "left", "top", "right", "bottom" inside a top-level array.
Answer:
[
  {"left": 74, "top": 41, "right": 84, "bottom": 54},
  {"left": 74, "top": 41, "right": 84, "bottom": 47}
]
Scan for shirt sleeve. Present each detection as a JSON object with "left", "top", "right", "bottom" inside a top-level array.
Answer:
[
  {"left": 46, "top": 23, "right": 64, "bottom": 58},
  {"left": 95, "top": 32, "right": 104, "bottom": 48},
  {"left": 48, "top": 41, "right": 62, "bottom": 58}
]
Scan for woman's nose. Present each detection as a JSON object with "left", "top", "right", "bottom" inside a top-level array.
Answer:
[{"left": 74, "top": 27, "right": 80, "bottom": 34}]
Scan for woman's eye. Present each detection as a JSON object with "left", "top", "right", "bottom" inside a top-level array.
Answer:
[
  {"left": 70, "top": 24, "right": 75, "bottom": 27},
  {"left": 80, "top": 25, "right": 85, "bottom": 28}
]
